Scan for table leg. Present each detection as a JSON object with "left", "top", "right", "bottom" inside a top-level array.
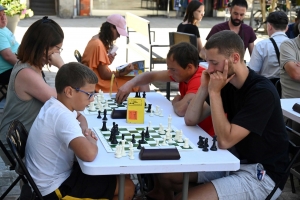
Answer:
[
  {"left": 182, "top": 172, "right": 189, "bottom": 200},
  {"left": 118, "top": 174, "right": 125, "bottom": 200}
]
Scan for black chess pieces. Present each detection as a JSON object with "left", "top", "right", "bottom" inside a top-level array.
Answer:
[
  {"left": 102, "top": 109, "right": 108, "bottom": 120},
  {"left": 210, "top": 136, "right": 218, "bottom": 151},
  {"left": 135, "top": 92, "right": 139, "bottom": 97},
  {"left": 137, "top": 140, "right": 142, "bottom": 149},
  {"left": 115, "top": 124, "right": 120, "bottom": 135},
  {"left": 142, "top": 91, "right": 146, "bottom": 98},
  {"left": 97, "top": 110, "right": 102, "bottom": 119},
  {"left": 202, "top": 138, "right": 209, "bottom": 152},
  {"left": 109, "top": 128, "right": 115, "bottom": 141},
  {"left": 141, "top": 131, "right": 146, "bottom": 144},
  {"left": 145, "top": 127, "right": 150, "bottom": 138},
  {"left": 198, "top": 136, "right": 205, "bottom": 148},
  {"left": 122, "top": 134, "right": 125, "bottom": 140},
  {"left": 146, "top": 104, "right": 152, "bottom": 113},
  {"left": 111, "top": 133, "right": 118, "bottom": 144},
  {"left": 131, "top": 134, "right": 136, "bottom": 143},
  {"left": 101, "top": 121, "right": 108, "bottom": 131}
]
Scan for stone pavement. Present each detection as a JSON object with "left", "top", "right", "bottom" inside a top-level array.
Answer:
[{"left": 0, "top": 15, "right": 299, "bottom": 199}]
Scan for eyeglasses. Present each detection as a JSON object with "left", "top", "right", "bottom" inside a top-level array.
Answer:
[
  {"left": 72, "top": 88, "right": 95, "bottom": 100},
  {"left": 56, "top": 45, "right": 63, "bottom": 53}
]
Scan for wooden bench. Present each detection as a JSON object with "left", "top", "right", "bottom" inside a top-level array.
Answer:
[{"left": 125, "top": 12, "right": 169, "bottom": 71}]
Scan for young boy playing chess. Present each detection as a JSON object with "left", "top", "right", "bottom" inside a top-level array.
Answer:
[{"left": 25, "top": 62, "right": 135, "bottom": 199}]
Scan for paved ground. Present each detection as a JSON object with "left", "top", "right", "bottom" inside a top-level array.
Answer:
[{"left": 0, "top": 15, "right": 299, "bottom": 199}]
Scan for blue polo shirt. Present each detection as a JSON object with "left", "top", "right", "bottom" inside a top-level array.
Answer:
[{"left": 0, "top": 27, "right": 19, "bottom": 74}]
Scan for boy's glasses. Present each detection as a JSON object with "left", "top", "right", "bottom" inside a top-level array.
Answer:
[
  {"left": 56, "top": 45, "right": 63, "bottom": 53},
  {"left": 72, "top": 88, "right": 95, "bottom": 100}
]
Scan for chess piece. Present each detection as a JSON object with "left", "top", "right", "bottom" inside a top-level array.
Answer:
[
  {"left": 141, "top": 131, "right": 146, "bottom": 144},
  {"left": 89, "top": 101, "right": 96, "bottom": 111},
  {"left": 111, "top": 122, "right": 116, "bottom": 131},
  {"left": 174, "top": 130, "right": 180, "bottom": 141},
  {"left": 150, "top": 110, "right": 154, "bottom": 117},
  {"left": 131, "top": 134, "right": 136, "bottom": 143},
  {"left": 177, "top": 130, "right": 183, "bottom": 142},
  {"left": 102, "top": 109, "right": 108, "bottom": 121},
  {"left": 198, "top": 136, "right": 205, "bottom": 148},
  {"left": 101, "top": 121, "right": 108, "bottom": 131},
  {"left": 135, "top": 92, "right": 139, "bottom": 97},
  {"left": 115, "top": 145, "right": 122, "bottom": 158},
  {"left": 155, "top": 139, "right": 159, "bottom": 146},
  {"left": 111, "top": 134, "right": 118, "bottom": 144},
  {"left": 202, "top": 138, "right": 209, "bottom": 152},
  {"left": 129, "top": 148, "right": 134, "bottom": 160},
  {"left": 109, "top": 128, "right": 115, "bottom": 141},
  {"left": 145, "top": 127, "right": 150, "bottom": 138},
  {"left": 129, "top": 142, "right": 133, "bottom": 150},
  {"left": 137, "top": 140, "right": 142, "bottom": 149},
  {"left": 161, "top": 137, "right": 167, "bottom": 146},
  {"left": 146, "top": 104, "right": 152, "bottom": 113},
  {"left": 97, "top": 110, "right": 102, "bottom": 119},
  {"left": 183, "top": 138, "right": 189, "bottom": 148},
  {"left": 114, "top": 144, "right": 119, "bottom": 155},
  {"left": 210, "top": 136, "right": 218, "bottom": 151},
  {"left": 142, "top": 91, "right": 146, "bottom": 98},
  {"left": 148, "top": 121, "right": 152, "bottom": 129},
  {"left": 121, "top": 140, "right": 127, "bottom": 156},
  {"left": 159, "top": 109, "right": 164, "bottom": 117},
  {"left": 115, "top": 124, "right": 120, "bottom": 135},
  {"left": 122, "top": 133, "right": 125, "bottom": 141}
]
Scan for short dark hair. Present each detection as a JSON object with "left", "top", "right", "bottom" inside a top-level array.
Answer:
[
  {"left": 266, "top": 11, "right": 288, "bottom": 30},
  {"left": 99, "top": 22, "right": 115, "bottom": 50},
  {"left": 17, "top": 16, "right": 64, "bottom": 70},
  {"left": 167, "top": 42, "right": 198, "bottom": 69},
  {"left": 231, "top": 0, "right": 248, "bottom": 9},
  {"left": 55, "top": 62, "right": 98, "bottom": 93},
  {"left": 183, "top": 1, "right": 203, "bottom": 24},
  {"left": 205, "top": 30, "right": 245, "bottom": 62}
]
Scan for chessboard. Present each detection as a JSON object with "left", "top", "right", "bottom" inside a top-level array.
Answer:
[
  {"left": 93, "top": 125, "right": 198, "bottom": 153},
  {"left": 83, "top": 98, "right": 150, "bottom": 115}
]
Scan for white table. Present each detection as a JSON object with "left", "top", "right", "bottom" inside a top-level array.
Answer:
[
  {"left": 78, "top": 92, "right": 240, "bottom": 199},
  {"left": 281, "top": 98, "right": 300, "bottom": 123}
]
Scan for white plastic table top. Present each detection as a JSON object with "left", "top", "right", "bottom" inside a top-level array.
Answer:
[
  {"left": 281, "top": 98, "right": 300, "bottom": 123},
  {"left": 77, "top": 92, "right": 240, "bottom": 176}
]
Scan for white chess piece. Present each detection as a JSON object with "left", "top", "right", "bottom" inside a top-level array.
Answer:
[
  {"left": 166, "top": 129, "right": 171, "bottom": 140},
  {"left": 115, "top": 144, "right": 119, "bottom": 155},
  {"left": 177, "top": 130, "right": 183, "bottom": 142},
  {"left": 161, "top": 136, "right": 168, "bottom": 146},
  {"left": 101, "top": 96, "right": 106, "bottom": 103},
  {"left": 129, "top": 142, "right": 133, "bottom": 150},
  {"left": 129, "top": 148, "right": 134, "bottom": 160},
  {"left": 174, "top": 130, "right": 180, "bottom": 140},
  {"left": 155, "top": 139, "right": 159, "bottom": 146},
  {"left": 115, "top": 145, "right": 122, "bottom": 158},
  {"left": 183, "top": 138, "right": 189, "bottom": 148},
  {"left": 168, "top": 115, "right": 172, "bottom": 124},
  {"left": 148, "top": 121, "right": 152, "bottom": 129},
  {"left": 89, "top": 101, "right": 96, "bottom": 111},
  {"left": 159, "top": 109, "right": 163, "bottom": 117},
  {"left": 150, "top": 110, "right": 154, "bottom": 117},
  {"left": 121, "top": 140, "right": 127, "bottom": 156},
  {"left": 105, "top": 102, "right": 109, "bottom": 108},
  {"left": 99, "top": 103, "right": 104, "bottom": 112}
]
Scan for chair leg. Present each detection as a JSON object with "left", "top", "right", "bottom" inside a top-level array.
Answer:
[
  {"left": 290, "top": 173, "right": 296, "bottom": 193},
  {"left": 0, "top": 175, "right": 22, "bottom": 199}
]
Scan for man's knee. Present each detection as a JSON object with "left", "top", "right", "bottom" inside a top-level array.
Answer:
[{"left": 124, "top": 177, "right": 135, "bottom": 198}]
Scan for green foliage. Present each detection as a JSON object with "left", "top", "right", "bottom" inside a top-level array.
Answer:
[{"left": 0, "top": 0, "right": 34, "bottom": 19}]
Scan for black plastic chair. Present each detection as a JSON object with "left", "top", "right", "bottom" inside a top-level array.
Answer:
[
  {"left": 74, "top": 49, "right": 82, "bottom": 63},
  {"left": 275, "top": 79, "right": 281, "bottom": 98},
  {"left": 266, "top": 126, "right": 300, "bottom": 200},
  {"left": 6, "top": 120, "right": 43, "bottom": 200}
]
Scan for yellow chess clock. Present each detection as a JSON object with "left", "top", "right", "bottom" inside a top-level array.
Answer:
[{"left": 127, "top": 98, "right": 145, "bottom": 124}]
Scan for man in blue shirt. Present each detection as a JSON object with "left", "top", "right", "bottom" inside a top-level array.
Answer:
[{"left": 0, "top": 5, "right": 19, "bottom": 85}]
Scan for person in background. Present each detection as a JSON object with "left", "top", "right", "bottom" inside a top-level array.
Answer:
[
  {"left": 82, "top": 14, "right": 149, "bottom": 93},
  {"left": 177, "top": 1, "right": 205, "bottom": 59},
  {"left": 248, "top": 11, "right": 289, "bottom": 85},
  {"left": 0, "top": 5, "right": 19, "bottom": 85},
  {"left": 205, "top": 0, "right": 256, "bottom": 56},
  {"left": 286, "top": 9, "right": 300, "bottom": 39},
  {"left": 0, "top": 16, "right": 64, "bottom": 166},
  {"left": 26, "top": 62, "right": 135, "bottom": 199}
]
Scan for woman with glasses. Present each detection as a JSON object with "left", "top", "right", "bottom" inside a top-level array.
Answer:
[
  {"left": 177, "top": 1, "right": 205, "bottom": 60},
  {"left": 82, "top": 14, "right": 149, "bottom": 93},
  {"left": 0, "top": 16, "right": 64, "bottom": 162}
]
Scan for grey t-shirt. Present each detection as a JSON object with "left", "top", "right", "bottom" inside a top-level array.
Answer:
[{"left": 280, "top": 37, "right": 300, "bottom": 98}]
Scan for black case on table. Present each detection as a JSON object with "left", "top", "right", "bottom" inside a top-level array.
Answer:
[
  {"left": 111, "top": 109, "right": 127, "bottom": 119},
  {"left": 139, "top": 147, "right": 181, "bottom": 160}
]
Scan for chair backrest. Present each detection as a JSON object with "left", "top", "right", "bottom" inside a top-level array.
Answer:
[
  {"left": 74, "top": 49, "right": 82, "bottom": 63},
  {"left": 266, "top": 126, "right": 300, "bottom": 200},
  {"left": 275, "top": 79, "right": 281, "bottom": 98},
  {"left": 169, "top": 32, "right": 198, "bottom": 48},
  {"left": 6, "top": 120, "right": 43, "bottom": 199}
]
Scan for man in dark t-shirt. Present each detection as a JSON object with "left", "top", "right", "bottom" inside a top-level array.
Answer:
[
  {"left": 206, "top": 0, "right": 256, "bottom": 55},
  {"left": 184, "top": 30, "right": 289, "bottom": 199}
]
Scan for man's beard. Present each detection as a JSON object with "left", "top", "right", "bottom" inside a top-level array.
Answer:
[{"left": 230, "top": 16, "right": 243, "bottom": 26}]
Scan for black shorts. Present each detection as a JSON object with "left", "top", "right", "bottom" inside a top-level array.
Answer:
[{"left": 43, "top": 162, "right": 117, "bottom": 200}]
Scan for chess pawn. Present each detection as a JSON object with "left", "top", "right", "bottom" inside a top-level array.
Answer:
[
  {"left": 177, "top": 130, "right": 183, "bottom": 142},
  {"left": 115, "top": 144, "right": 119, "bottom": 155},
  {"left": 159, "top": 109, "right": 164, "bottom": 117},
  {"left": 99, "top": 102, "right": 104, "bottom": 112},
  {"left": 115, "top": 145, "right": 122, "bottom": 158},
  {"left": 166, "top": 129, "right": 171, "bottom": 140},
  {"left": 148, "top": 121, "right": 152, "bottom": 129},
  {"left": 155, "top": 139, "right": 160, "bottom": 146},
  {"left": 183, "top": 138, "right": 189, "bottom": 148},
  {"left": 168, "top": 114, "right": 172, "bottom": 124},
  {"left": 89, "top": 101, "right": 96, "bottom": 111},
  {"left": 155, "top": 105, "right": 159, "bottom": 115},
  {"left": 150, "top": 110, "right": 154, "bottom": 117},
  {"left": 161, "top": 136, "right": 168, "bottom": 146},
  {"left": 121, "top": 140, "right": 127, "bottom": 156},
  {"left": 129, "top": 149, "right": 134, "bottom": 160},
  {"left": 174, "top": 130, "right": 180, "bottom": 141},
  {"left": 129, "top": 142, "right": 133, "bottom": 150}
]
